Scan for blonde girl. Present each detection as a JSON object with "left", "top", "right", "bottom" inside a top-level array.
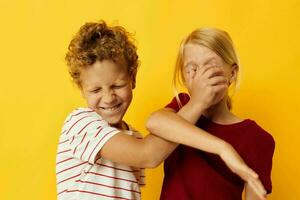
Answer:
[{"left": 147, "top": 28, "right": 275, "bottom": 200}]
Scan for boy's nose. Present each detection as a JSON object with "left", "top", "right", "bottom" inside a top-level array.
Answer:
[{"left": 102, "top": 91, "right": 117, "bottom": 104}]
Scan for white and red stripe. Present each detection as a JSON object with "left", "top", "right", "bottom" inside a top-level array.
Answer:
[{"left": 56, "top": 108, "right": 145, "bottom": 200}]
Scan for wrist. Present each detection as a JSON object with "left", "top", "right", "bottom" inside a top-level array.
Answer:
[
  {"left": 177, "top": 100, "right": 205, "bottom": 124},
  {"left": 187, "top": 98, "right": 206, "bottom": 115}
]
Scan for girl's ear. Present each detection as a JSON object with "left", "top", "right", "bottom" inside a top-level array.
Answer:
[{"left": 229, "top": 63, "right": 239, "bottom": 84}]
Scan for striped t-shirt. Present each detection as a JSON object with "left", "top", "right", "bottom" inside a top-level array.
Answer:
[{"left": 56, "top": 108, "right": 145, "bottom": 200}]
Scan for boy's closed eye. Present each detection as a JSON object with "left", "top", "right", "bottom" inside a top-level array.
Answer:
[
  {"left": 90, "top": 88, "right": 102, "bottom": 93},
  {"left": 112, "top": 84, "right": 127, "bottom": 89}
]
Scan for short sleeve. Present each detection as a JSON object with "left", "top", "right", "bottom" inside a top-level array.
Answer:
[
  {"left": 246, "top": 128, "right": 275, "bottom": 194},
  {"left": 61, "top": 108, "right": 120, "bottom": 164},
  {"left": 165, "top": 93, "right": 190, "bottom": 112}
]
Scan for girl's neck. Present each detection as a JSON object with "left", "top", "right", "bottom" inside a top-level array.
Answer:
[{"left": 203, "top": 98, "right": 243, "bottom": 125}]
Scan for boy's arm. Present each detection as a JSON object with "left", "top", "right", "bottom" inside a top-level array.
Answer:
[
  {"left": 99, "top": 132, "right": 177, "bottom": 168},
  {"left": 65, "top": 109, "right": 177, "bottom": 169}
]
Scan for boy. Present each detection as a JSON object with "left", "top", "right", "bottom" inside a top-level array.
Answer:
[{"left": 56, "top": 21, "right": 176, "bottom": 200}]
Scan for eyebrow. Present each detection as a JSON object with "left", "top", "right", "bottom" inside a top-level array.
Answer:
[
  {"left": 86, "top": 79, "right": 128, "bottom": 90},
  {"left": 184, "top": 57, "right": 217, "bottom": 68}
]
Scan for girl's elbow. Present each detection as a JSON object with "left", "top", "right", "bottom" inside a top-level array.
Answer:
[{"left": 146, "top": 111, "right": 161, "bottom": 132}]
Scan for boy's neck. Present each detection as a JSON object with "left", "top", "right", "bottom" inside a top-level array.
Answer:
[
  {"left": 203, "top": 98, "right": 242, "bottom": 125},
  {"left": 113, "top": 121, "right": 128, "bottom": 130}
]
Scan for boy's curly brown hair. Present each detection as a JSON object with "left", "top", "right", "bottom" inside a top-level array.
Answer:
[{"left": 65, "top": 21, "right": 139, "bottom": 88}]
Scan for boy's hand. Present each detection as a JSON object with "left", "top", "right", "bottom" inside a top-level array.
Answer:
[
  {"left": 187, "top": 64, "right": 228, "bottom": 110},
  {"left": 220, "top": 144, "right": 267, "bottom": 200}
]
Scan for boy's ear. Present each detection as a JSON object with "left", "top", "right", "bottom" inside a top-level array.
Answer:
[
  {"left": 131, "top": 77, "right": 136, "bottom": 89},
  {"left": 80, "top": 88, "right": 86, "bottom": 98}
]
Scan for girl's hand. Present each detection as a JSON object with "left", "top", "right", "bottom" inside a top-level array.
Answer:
[
  {"left": 187, "top": 63, "right": 228, "bottom": 110},
  {"left": 220, "top": 144, "right": 267, "bottom": 200}
]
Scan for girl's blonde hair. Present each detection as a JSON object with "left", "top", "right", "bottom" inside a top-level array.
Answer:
[{"left": 173, "top": 27, "right": 240, "bottom": 110}]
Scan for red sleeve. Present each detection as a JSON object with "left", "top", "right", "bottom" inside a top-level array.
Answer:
[
  {"left": 246, "top": 127, "right": 275, "bottom": 194},
  {"left": 165, "top": 93, "right": 190, "bottom": 112}
]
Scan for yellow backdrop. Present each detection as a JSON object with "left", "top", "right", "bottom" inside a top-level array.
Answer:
[{"left": 1, "top": 0, "right": 299, "bottom": 199}]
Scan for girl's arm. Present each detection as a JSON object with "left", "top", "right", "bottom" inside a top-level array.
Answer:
[
  {"left": 146, "top": 104, "right": 267, "bottom": 200},
  {"left": 146, "top": 102, "right": 252, "bottom": 176},
  {"left": 146, "top": 106, "right": 228, "bottom": 155}
]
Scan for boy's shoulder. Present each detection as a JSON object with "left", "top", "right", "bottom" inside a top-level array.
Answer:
[
  {"left": 62, "top": 108, "right": 110, "bottom": 132},
  {"left": 64, "top": 107, "right": 101, "bottom": 123}
]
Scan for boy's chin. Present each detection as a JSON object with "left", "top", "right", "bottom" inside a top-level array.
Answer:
[
  {"left": 108, "top": 121, "right": 123, "bottom": 129},
  {"left": 106, "top": 117, "right": 124, "bottom": 128}
]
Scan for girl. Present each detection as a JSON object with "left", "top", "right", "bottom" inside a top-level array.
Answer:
[
  {"left": 147, "top": 28, "right": 275, "bottom": 200},
  {"left": 57, "top": 21, "right": 267, "bottom": 200}
]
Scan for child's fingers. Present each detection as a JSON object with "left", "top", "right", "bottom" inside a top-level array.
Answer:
[
  {"left": 207, "top": 76, "right": 228, "bottom": 86},
  {"left": 203, "top": 66, "right": 225, "bottom": 79},
  {"left": 186, "top": 73, "right": 194, "bottom": 89},
  {"left": 247, "top": 181, "right": 264, "bottom": 200},
  {"left": 248, "top": 180, "right": 267, "bottom": 200},
  {"left": 251, "top": 178, "right": 267, "bottom": 197},
  {"left": 211, "top": 84, "right": 227, "bottom": 94},
  {"left": 197, "top": 63, "right": 219, "bottom": 77},
  {"left": 245, "top": 167, "right": 267, "bottom": 200}
]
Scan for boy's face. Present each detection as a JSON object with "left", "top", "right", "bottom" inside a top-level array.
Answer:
[{"left": 80, "top": 60, "right": 133, "bottom": 128}]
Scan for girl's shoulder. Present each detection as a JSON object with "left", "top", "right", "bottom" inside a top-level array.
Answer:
[
  {"left": 165, "top": 93, "right": 190, "bottom": 111},
  {"left": 178, "top": 92, "right": 190, "bottom": 102},
  {"left": 243, "top": 119, "right": 275, "bottom": 147}
]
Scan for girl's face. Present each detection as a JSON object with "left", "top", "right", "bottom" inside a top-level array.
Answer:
[
  {"left": 182, "top": 43, "right": 236, "bottom": 92},
  {"left": 80, "top": 60, "right": 133, "bottom": 128}
]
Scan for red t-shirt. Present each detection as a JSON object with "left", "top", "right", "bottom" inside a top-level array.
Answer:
[{"left": 160, "top": 93, "right": 275, "bottom": 200}]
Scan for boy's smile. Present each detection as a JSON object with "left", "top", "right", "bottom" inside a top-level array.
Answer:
[{"left": 80, "top": 60, "right": 133, "bottom": 128}]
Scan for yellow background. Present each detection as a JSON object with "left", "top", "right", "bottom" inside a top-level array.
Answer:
[{"left": 0, "top": 0, "right": 299, "bottom": 199}]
